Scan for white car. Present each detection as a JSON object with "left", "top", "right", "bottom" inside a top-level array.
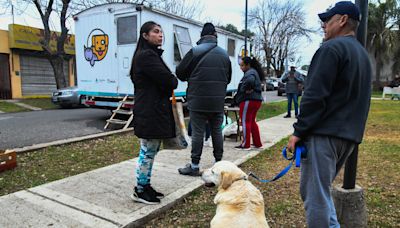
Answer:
[
  {"left": 51, "top": 86, "right": 85, "bottom": 108},
  {"left": 268, "top": 77, "right": 279, "bottom": 89}
]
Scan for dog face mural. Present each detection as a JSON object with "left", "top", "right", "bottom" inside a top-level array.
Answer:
[
  {"left": 92, "top": 35, "right": 108, "bottom": 60},
  {"left": 84, "top": 29, "right": 109, "bottom": 66}
]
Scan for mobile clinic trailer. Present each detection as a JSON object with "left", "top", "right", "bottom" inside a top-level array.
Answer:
[{"left": 74, "top": 3, "right": 245, "bottom": 109}]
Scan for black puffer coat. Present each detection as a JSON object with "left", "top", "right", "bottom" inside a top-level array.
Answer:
[
  {"left": 176, "top": 36, "right": 231, "bottom": 112},
  {"left": 130, "top": 43, "right": 178, "bottom": 139}
]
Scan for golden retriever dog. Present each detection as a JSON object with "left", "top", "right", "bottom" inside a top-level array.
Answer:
[{"left": 202, "top": 161, "right": 269, "bottom": 228}]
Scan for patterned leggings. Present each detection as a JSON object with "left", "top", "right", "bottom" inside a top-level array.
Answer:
[{"left": 136, "top": 139, "right": 161, "bottom": 187}]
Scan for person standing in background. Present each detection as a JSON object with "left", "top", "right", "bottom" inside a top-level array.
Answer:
[
  {"left": 281, "top": 66, "right": 304, "bottom": 118},
  {"left": 234, "top": 56, "right": 264, "bottom": 150}
]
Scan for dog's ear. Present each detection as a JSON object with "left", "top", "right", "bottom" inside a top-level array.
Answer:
[{"left": 220, "top": 171, "right": 234, "bottom": 190}]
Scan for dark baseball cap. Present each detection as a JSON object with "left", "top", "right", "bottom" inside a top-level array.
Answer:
[{"left": 318, "top": 1, "right": 361, "bottom": 22}]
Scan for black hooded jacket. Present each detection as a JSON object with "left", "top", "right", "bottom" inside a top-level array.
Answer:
[{"left": 130, "top": 42, "right": 178, "bottom": 139}]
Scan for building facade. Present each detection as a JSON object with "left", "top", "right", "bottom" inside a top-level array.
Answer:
[{"left": 0, "top": 24, "right": 75, "bottom": 99}]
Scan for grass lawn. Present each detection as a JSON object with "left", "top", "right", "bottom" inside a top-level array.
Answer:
[
  {"left": 0, "top": 101, "right": 29, "bottom": 113},
  {"left": 146, "top": 99, "right": 400, "bottom": 227},
  {"left": 0, "top": 133, "right": 139, "bottom": 196},
  {"left": 371, "top": 90, "right": 383, "bottom": 98},
  {"left": 21, "top": 98, "right": 59, "bottom": 110},
  {"left": 257, "top": 101, "right": 288, "bottom": 120},
  {"left": 0, "top": 98, "right": 58, "bottom": 113}
]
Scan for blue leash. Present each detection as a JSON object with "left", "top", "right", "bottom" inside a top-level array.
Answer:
[{"left": 248, "top": 145, "right": 307, "bottom": 183}]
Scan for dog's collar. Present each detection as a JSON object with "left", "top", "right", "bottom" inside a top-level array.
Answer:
[{"left": 234, "top": 175, "right": 248, "bottom": 183}]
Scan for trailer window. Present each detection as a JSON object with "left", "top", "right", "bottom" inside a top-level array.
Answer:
[
  {"left": 173, "top": 25, "right": 192, "bottom": 63},
  {"left": 117, "top": 16, "right": 137, "bottom": 45},
  {"left": 227, "top": 38, "right": 235, "bottom": 56}
]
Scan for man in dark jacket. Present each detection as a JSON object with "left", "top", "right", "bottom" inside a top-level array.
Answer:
[
  {"left": 281, "top": 66, "right": 304, "bottom": 118},
  {"left": 286, "top": 2, "right": 372, "bottom": 227},
  {"left": 176, "top": 23, "right": 232, "bottom": 176}
]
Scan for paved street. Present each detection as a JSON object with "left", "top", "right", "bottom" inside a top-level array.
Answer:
[{"left": 0, "top": 108, "right": 110, "bottom": 150}]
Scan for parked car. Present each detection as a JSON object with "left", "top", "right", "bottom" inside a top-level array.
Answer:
[
  {"left": 51, "top": 86, "right": 85, "bottom": 108},
  {"left": 277, "top": 80, "right": 286, "bottom": 96},
  {"left": 263, "top": 79, "right": 275, "bottom": 91},
  {"left": 269, "top": 77, "right": 279, "bottom": 89}
]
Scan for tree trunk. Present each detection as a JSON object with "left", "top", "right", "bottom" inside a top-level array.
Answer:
[
  {"left": 49, "top": 57, "right": 68, "bottom": 89},
  {"left": 374, "top": 59, "right": 383, "bottom": 90}
]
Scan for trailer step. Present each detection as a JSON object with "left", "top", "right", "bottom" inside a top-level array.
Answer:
[
  {"left": 112, "top": 109, "right": 133, "bottom": 115},
  {"left": 106, "top": 119, "right": 127, "bottom": 124},
  {"left": 119, "top": 101, "right": 134, "bottom": 105},
  {"left": 104, "top": 95, "right": 134, "bottom": 130}
]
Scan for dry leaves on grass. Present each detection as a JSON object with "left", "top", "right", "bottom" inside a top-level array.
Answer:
[{"left": 0, "top": 133, "right": 139, "bottom": 196}]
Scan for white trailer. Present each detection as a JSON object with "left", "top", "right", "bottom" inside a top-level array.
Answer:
[{"left": 74, "top": 3, "right": 245, "bottom": 109}]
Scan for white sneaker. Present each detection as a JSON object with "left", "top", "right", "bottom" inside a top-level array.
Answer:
[
  {"left": 204, "top": 138, "right": 213, "bottom": 147},
  {"left": 208, "top": 139, "right": 213, "bottom": 147}
]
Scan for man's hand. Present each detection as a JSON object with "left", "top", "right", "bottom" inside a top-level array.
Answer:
[{"left": 287, "top": 135, "right": 301, "bottom": 153}]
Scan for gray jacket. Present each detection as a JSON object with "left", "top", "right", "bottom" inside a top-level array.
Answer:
[
  {"left": 281, "top": 70, "right": 304, "bottom": 93},
  {"left": 176, "top": 36, "right": 232, "bottom": 112},
  {"left": 234, "top": 68, "right": 263, "bottom": 104}
]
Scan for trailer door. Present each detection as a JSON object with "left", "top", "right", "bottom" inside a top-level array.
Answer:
[{"left": 115, "top": 14, "right": 138, "bottom": 95}]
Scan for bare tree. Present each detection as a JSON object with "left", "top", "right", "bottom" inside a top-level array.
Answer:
[
  {"left": 150, "top": 0, "right": 204, "bottom": 19},
  {"left": 249, "top": 0, "right": 314, "bottom": 77},
  {"left": 74, "top": 0, "right": 204, "bottom": 19}
]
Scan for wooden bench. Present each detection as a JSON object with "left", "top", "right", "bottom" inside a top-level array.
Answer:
[{"left": 382, "top": 86, "right": 400, "bottom": 100}]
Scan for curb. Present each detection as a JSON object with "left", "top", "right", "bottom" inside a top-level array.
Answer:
[{"left": 12, "top": 128, "right": 134, "bottom": 153}]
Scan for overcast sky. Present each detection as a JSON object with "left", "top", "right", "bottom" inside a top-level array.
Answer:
[{"left": 0, "top": 0, "right": 351, "bottom": 65}]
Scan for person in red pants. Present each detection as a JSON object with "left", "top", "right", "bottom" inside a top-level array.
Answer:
[{"left": 233, "top": 56, "right": 264, "bottom": 150}]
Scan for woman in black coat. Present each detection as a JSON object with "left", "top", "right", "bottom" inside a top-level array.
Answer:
[{"left": 130, "top": 21, "right": 178, "bottom": 205}]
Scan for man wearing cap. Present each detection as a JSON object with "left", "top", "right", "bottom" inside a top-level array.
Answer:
[
  {"left": 281, "top": 65, "right": 304, "bottom": 118},
  {"left": 286, "top": 1, "right": 372, "bottom": 227},
  {"left": 176, "top": 22, "right": 232, "bottom": 176}
]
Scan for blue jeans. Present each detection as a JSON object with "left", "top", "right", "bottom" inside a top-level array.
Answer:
[
  {"left": 300, "top": 135, "right": 355, "bottom": 228},
  {"left": 136, "top": 139, "right": 161, "bottom": 187},
  {"left": 287, "top": 93, "right": 299, "bottom": 116}
]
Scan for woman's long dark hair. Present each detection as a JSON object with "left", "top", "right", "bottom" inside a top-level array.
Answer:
[
  {"left": 242, "top": 56, "right": 265, "bottom": 82},
  {"left": 130, "top": 21, "right": 161, "bottom": 77}
]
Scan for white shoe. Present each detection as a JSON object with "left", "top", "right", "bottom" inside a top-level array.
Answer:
[{"left": 204, "top": 139, "right": 213, "bottom": 147}]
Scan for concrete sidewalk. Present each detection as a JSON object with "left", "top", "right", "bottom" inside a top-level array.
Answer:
[{"left": 0, "top": 113, "right": 296, "bottom": 227}]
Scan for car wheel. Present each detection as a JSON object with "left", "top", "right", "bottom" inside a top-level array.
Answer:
[
  {"left": 79, "top": 96, "right": 87, "bottom": 107},
  {"left": 60, "top": 104, "right": 72, "bottom": 109}
]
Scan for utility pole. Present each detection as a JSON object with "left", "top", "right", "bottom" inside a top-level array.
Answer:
[
  {"left": 11, "top": 3, "right": 15, "bottom": 24},
  {"left": 244, "top": 0, "right": 248, "bottom": 56}
]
